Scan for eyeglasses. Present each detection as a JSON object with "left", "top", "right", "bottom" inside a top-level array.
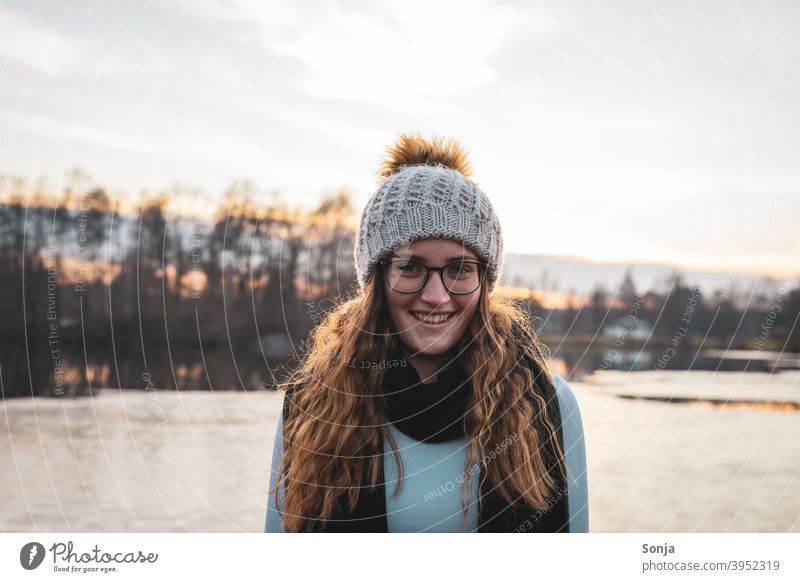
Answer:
[{"left": 379, "top": 259, "right": 488, "bottom": 295}]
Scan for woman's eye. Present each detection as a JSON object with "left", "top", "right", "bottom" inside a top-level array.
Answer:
[
  {"left": 397, "top": 262, "right": 422, "bottom": 273},
  {"left": 447, "top": 263, "right": 472, "bottom": 276}
]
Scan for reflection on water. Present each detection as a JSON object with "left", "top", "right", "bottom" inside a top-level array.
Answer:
[
  {"left": 0, "top": 372, "right": 798, "bottom": 532},
  {"left": 0, "top": 345, "right": 292, "bottom": 398},
  {"left": 4, "top": 341, "right": 796, "bottom": 398},
  {"left": 584, "top": 370, "right": 800, "bottom": 412}
]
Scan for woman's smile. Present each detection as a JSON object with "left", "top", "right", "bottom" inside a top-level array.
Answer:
[{"left": 409, "top": 310, "right": 457, "bottom": 325}]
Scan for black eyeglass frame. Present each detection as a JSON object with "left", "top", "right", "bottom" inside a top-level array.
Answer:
[{"left": 378, "top": 258, "right": 489, "bottom": 295}]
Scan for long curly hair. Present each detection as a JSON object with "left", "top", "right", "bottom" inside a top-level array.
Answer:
[{"left": 273, "top": 267, "right": 568, "bottom": 532}]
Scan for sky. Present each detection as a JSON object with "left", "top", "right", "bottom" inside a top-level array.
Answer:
[{"left": 1, "top": 0, "right": 799, "bottom": 277}]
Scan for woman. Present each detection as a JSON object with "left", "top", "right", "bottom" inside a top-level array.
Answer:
[{"left": 265, "top": 134, "right": 588, "bottom": 533}]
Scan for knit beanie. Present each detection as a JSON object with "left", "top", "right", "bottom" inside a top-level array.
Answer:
[{"left": 353, "top": 134, "right": 504, "bottom": 291}]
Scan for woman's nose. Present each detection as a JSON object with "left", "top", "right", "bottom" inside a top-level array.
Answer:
[{"left": 419, "top": 270, "right": 451, "bottom": 303}]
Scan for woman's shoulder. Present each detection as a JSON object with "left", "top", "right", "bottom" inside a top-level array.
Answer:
[
  {"left": 279, "top": 382, "right": 303, "bottom": 420},
  {"left": 549, "top": 372, "right": 580, "bottom": 414}
]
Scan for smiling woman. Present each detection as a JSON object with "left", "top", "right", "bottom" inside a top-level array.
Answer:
[{"left": 265, "top": 133, "right": 588, "bottom": 533}]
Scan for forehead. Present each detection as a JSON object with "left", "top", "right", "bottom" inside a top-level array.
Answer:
[{"left": 388, "top": 238, "right": 478, "bottom": 261}]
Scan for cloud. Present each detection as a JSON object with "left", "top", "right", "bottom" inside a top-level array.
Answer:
[
  {"left": 160, "top": 0, "right": 559, "bottom": 111},
  {"left": 0, "top": 8, "right": 181, "bottom": 80},
  {"left": 0, "top": 108, "right": 163, "bottom": 155},
  {"left": 0, "top": 10, "right": 85, "bottom": 77}
]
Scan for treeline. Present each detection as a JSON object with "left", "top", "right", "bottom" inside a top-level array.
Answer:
[
  {"left": 533, "top": 275, "right": 799, "bottom": 351},
  {"left": 1, "top": 172, "right": 356, "bottom": 397}
]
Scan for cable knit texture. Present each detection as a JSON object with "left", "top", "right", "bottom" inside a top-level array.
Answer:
[{"left": 354, "top": 162, "right": 504, "bottom": 291}]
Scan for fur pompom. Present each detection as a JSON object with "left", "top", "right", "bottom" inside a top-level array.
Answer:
[{"left": 378, "top": 133, "right": 473, "bottom": 183}]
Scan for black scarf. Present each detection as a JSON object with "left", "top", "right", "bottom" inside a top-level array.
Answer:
[
  {"left": 380, "top": 354, "right": 472, "bottom": 443},
  {"left": 282, "top": 349, "right": 570, "bottom": 533}
]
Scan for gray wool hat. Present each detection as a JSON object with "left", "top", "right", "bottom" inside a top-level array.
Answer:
[{"left": 353, "top": 162, "right": 504, "bottom": 292}]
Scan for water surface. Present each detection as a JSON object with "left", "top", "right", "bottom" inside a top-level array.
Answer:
[{"left": 1, "top": 371, "right": 797, "bottom": 532}]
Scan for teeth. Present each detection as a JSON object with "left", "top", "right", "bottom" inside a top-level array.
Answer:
[{"left": 412, "top": 312, "right": 453, "bottom": 324}]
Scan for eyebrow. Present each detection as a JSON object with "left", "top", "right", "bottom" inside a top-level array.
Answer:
[{"left": 388, "top": 254, "right": 478, "bottom": 262}]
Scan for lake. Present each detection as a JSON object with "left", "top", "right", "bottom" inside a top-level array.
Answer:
[{"left": 1, "top": 370, "right": 798, "bottom": 532}]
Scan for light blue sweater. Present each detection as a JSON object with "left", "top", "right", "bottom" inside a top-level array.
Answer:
[{"left": 265, "top": 373, "right": 589, "bottom": 532}]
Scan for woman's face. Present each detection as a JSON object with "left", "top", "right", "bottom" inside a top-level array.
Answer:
[{"left": 383, "top": 238, "right": 482, "bottom": 357}]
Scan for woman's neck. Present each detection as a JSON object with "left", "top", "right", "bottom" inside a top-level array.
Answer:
[{"left": 398, "top": 344, "right": 456, "bottom": 384}]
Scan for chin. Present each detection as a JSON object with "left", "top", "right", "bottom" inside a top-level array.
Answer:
[{"left": 403, "top": 333, "right": 458, "bottom": 356}]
